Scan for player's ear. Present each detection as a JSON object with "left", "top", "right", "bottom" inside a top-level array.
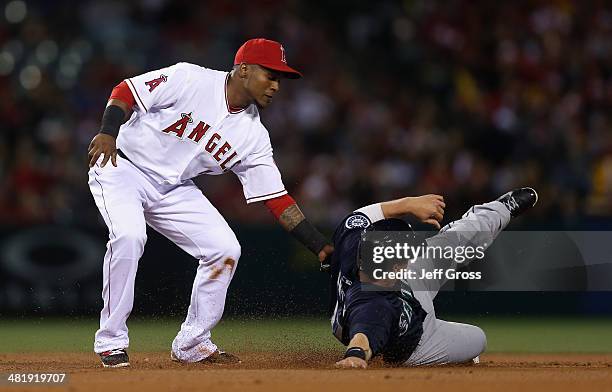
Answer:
[{"left": 238, "top": 63, "right": 249, "bottom": 79}]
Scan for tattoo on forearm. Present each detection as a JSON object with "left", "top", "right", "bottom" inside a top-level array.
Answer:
[{"left": 279, "top": 204, "right": 305, "bottom": 231}]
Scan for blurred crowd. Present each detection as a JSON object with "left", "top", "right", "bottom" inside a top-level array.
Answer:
[{"left": 1, "top": 0, "right": 612, "bottom": 229}]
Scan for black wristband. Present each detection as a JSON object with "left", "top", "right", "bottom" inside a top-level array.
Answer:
[
  {"left": 290, "top": 220, "right": 328, "bottom": 255},
  {"left": 99, "top": 105, "right": 126, "bottom": 138},
  {"left": 344, "top": 347, "right": 366, "bottom": 360}
]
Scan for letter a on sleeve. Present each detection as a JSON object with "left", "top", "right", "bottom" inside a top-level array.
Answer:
[{"left": 125, "top": 62, "right": 192, "bottom": 113}]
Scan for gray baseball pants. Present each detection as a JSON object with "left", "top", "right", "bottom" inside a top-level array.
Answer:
[{"left": 404, "top": 201, "right": 510, "bottom": 365}]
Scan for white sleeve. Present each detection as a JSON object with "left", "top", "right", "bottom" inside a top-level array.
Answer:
[
  {"left": 355, "top": 203, "right": 385, "bottom": 223},
  {"left": 232, "top": 132, "right": 287, "bottom": 204},
  {"left": 125, "top": 62, "right": 192, "bottom": 113}
]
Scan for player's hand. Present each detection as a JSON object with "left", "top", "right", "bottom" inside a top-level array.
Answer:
[
  {"left": 381, "top": 194, "right": 446, "bottom": 228},
  {"left": 318, "top": 244, "right": 334, "bottom": 272},
  {"left": 334, "top": 357, "right": 367, "bottom": 369},
  {"left": 406, "top": 194, "right": 446, "bottom": 229},
  {"left": 88, "top": 133, "right": 117, "bottom": 168}
]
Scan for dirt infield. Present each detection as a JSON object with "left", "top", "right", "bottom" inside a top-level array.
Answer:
[{"left": 1, "top": 352, "right": 611, "bottom": 392}]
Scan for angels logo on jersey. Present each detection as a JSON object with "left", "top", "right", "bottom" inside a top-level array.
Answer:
[
  {"left": 161, "top": 113, "right": 241, "bottom": 171},
  {"left": 145, "top": 74, "right": 168, "bottom": 92},
  {"left": 162, "top": 112, "right": 193, "bottom": 138}
]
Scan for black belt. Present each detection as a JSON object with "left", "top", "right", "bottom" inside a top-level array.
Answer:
[{"left": 117, "top": 149, "right": 132, "bottom": 163}]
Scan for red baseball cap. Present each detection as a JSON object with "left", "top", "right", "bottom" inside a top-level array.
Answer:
[{"left": 234, "top": 38, "right": 302, "bottom": 79}]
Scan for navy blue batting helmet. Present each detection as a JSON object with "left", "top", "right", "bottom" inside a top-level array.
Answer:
[{"left": 358, "top": 218, "right": 419, "bottom": 273}]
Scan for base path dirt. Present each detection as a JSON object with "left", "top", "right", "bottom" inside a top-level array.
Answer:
[{"left": 1, "top": 352, "right": 611, "bottom": 392}]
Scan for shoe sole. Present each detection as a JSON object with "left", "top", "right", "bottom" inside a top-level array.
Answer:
[
  {"left": 170, "top": 351, "right": 241, "bottom": 364},
  {"left": 170, "top": 351, "right": 182, "bottom": 363},
  {"left": 102, "top": 362, "right": 130, "bottom": 368}
]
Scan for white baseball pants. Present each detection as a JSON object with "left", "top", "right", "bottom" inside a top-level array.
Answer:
[
  {"left": 404, "top": 201, "right": 511, "bottom": 365},
  {"left": 89, "top": 155, "right": 240, "bottom": 362}
]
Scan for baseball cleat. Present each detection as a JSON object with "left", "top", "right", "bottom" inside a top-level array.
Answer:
[
  {"left": 496, "top": 187, "right": 538, "bottom": 217},
  {"left": 99, "top": 348, "right": 130, "bottom": 368},
  {"left": 200, "top": 350, "right": 241, "bottom": 364},
  {"left": 171, "top": 349, "right": 241, "bottom": 364}
]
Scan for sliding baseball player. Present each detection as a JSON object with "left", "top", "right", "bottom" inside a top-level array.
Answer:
[{"left": 330, "top": 188, "right": 537, "bottom": 367}]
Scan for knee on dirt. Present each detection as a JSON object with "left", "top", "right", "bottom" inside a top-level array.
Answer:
[{"left": 471, "top": 326, "right": 487, "bottom": 357}]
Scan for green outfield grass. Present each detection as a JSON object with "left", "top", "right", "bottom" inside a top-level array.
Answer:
[{"left": 1, "top": 317, "right": 611, "bottom": 353}]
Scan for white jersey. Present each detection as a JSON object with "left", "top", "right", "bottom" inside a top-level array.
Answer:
[{"left": 118, "top": 62, "right": 287, "bottom": 204}]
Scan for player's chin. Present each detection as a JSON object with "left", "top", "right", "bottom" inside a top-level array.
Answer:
[{"left": 256, "top": 97, "right": 273, "bottom": 109}]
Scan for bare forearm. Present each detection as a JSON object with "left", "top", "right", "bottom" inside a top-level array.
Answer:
[
  {"left": 360, "top": 194, "right": 445, "bottom": 230},
  {"left": 381, "top": 198, "right": 410, "bottom": 218},
  {"left": 278, "top": 204, "right": 305, "bottom": 231},
  {"left": 279, "top": 204, "right": 330, "bottom": 256},
  {"left": 347, "top": 333, "right": 373, "bottom": 361},
  {"left": 265, "top": 197, "right": 333, "bottom": 261},
  {"left": 357, "top": 199, "right": 413, "bottom": 221},
  {"left": 335, "top": 332, "right": 371, "bottom": 369}
]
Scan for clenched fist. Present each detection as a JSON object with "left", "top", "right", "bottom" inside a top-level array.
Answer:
[{"left": 381, "top": 194, "right": 446, "bottom": 229}]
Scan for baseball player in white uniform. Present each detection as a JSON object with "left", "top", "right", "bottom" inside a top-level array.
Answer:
[{"left": 87, "top": 38, "right": 334, "bottom": 368}]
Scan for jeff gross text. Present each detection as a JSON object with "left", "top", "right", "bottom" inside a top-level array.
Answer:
[{"left": 372, "top": 268, "right": 482, "bottom": 281}]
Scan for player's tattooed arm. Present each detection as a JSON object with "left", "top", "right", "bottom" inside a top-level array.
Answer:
[
  {"left": 278, "top": 204, "right": 334, "bottom": 263},
  {"left": 278, "top": 204, "right": 305, "bottom": 231},
  {"left": 265, "top": 196, "right": 333, "bottom": 265}
]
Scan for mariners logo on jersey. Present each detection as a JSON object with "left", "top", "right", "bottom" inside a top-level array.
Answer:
[{"left": 345, "top": 214, "right": 371, "bottom": 229}]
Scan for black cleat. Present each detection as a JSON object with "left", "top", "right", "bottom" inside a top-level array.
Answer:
[
  {"left": 171, "top": 349, "right": 241, "bottom": 364},
  {"left": 99, "top": 348, "right": 130, "bottom": 368},
  {"left": 496, "top": 187, "right": 538, "bottom": 217}
]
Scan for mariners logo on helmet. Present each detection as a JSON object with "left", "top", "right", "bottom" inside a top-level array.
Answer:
[{"left": 345, "top": 214, "right": 371, "bottom": 229}]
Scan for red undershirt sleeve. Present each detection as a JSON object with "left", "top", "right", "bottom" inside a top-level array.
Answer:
[
  {"left": 265, "top": 194, "right": 296, "bottom": 219},
  {"left": 109, "top": 80, "right": 136, "bottom": 108}
]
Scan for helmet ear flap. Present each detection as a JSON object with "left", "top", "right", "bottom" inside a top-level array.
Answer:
[{"left": 357, "top": 218, "right": 418, "bottom": 275}]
